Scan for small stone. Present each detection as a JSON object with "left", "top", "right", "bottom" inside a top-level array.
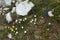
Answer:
[
  {"left": 30, "top": 19, "right": 34, "bottom": 23},
  {"left": 5, "top": 12, "right": 12, "bottom": 23},
  {"left": 12, "top": 0, "right": 15, "bottom": 3},
  {"left": 3, "top": 8, "right": 9, "bottom": 10},
  {"left": 10, "top": 28, "right": 14, "bottom": 32},
  {"left": 48, "top": 10, "right": 54, "bottom": 17}
]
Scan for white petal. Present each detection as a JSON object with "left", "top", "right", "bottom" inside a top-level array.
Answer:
[
  {"left": 48, "top": 11, "right": 54, "bottom": 17},
  {"left": 24, "top": 31, "right": 27, "bottom": 33},
  {"left": 8, "top": 33, "right": 12, "bottom": 39},
  {"left": 48, "top": 22, "right": 51, "bottom": 25},
  {"left": 11, "top": 7, "right": 16, "bottom": 13},
  {"left": 5, "top": 0, "right": 12, "bottom": 6},
  {"left": 3, "top": 8, "right": 9, "bottom": 10},
  {"left": 5, "top": 12, "right": 12, "bottom": 23},
  {"left": 16, "top": 0, "right": 34, "bottom": 16}
]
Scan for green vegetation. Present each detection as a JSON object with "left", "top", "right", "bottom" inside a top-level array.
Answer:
[{"left": 0, "top": 0, "right": 60, "bottom": 40}]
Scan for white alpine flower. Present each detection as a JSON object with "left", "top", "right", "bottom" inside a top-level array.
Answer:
[
  {"left": 11, "top": 7, "right": 16, "bottom": 13},
  {"left": 5, "top": 12, "right": 12, "bottom": 23},
  {"left": 5, "top": 0, "right": 12, "bottom": 6},
  {"left": 48, "top": 22, "right": 51, "bottom": 25},
  {"left": 3, "top": 8, "right": 9, "bottom": 10},
  {"left": 15, "top": 31, "right": 18, "bottom": 34},
  {"left": 24, "top": 30, "right": 27, "bottom": 33},
  {"left": 16, "top": 0, "right": 34, "bottom": 16},
  {"left": 8, "top": 33, "right": 12, "bottom": 39},
  {"left": 48, "top": 10, "right": 54, "bottom": 17},
  {"left": 15, "top": 2, "right": 19, "bottom": 6}
]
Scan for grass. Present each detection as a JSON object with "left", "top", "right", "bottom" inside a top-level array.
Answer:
[{"left": 0, "top": 0, "right": 60, "bottom": 40}]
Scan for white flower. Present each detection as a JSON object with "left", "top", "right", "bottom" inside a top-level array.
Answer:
[
  {"left": 15, "top": 2, "right": 19, "bottom": 6},
  {"left": 15, "top": 19, "right": 18, "bottom": 23},
  {"left": 48, "top": 22, "right": 51, "bottom": 25},
  {"left": 0, "top": 0, "right": 3, "bottom": 6},
  {"left": 11, "top": 7, "right": 16, "bottom": 13},
  {"left": 24, "top": 17, "right": 27, "bottom": 20},
  {"left": 16, "top": 0, "right": 34, "bottom": 16},
  {"left": 48, "top": 11, "right": 54, "bottom": 17},
  {"left": 3, "top": 8, "right": 9, "bottom": 10},
  {"left": 21, "top": 26, "right": 24, "bottom": 29},
  {"left": 5, "top": 0, "right": 12, "bottom": 6},
  {"left": 24, "top": 31, "right": 27, "bottom": 33},
  {"left": 19, "top": 19, "right": 22, "bottom": 21},
  {"left": 5, "top": 12, "right": 12, "bottom": 23},
  {"left": 8, "top": 33, "right": 12, "bottom": 39},
  {"left": 15, "top": 28, "right": 17, "bottom": 30},
  {"left": 12, "top": 0, "right": 15, "bottom": 3},
  {"left": 15, "top": 31, "right": 18, "bottom": 34},
  {"left": 34, "top": 15, "right": 37, "bottom": 17}
]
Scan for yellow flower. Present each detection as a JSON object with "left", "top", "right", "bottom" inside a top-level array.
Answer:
[
  {"left": 10, "top": 28, "right": 14, "bottom": 32},
  {"left": 12, "top": 26, "right": 15, "bottom": 28}
]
